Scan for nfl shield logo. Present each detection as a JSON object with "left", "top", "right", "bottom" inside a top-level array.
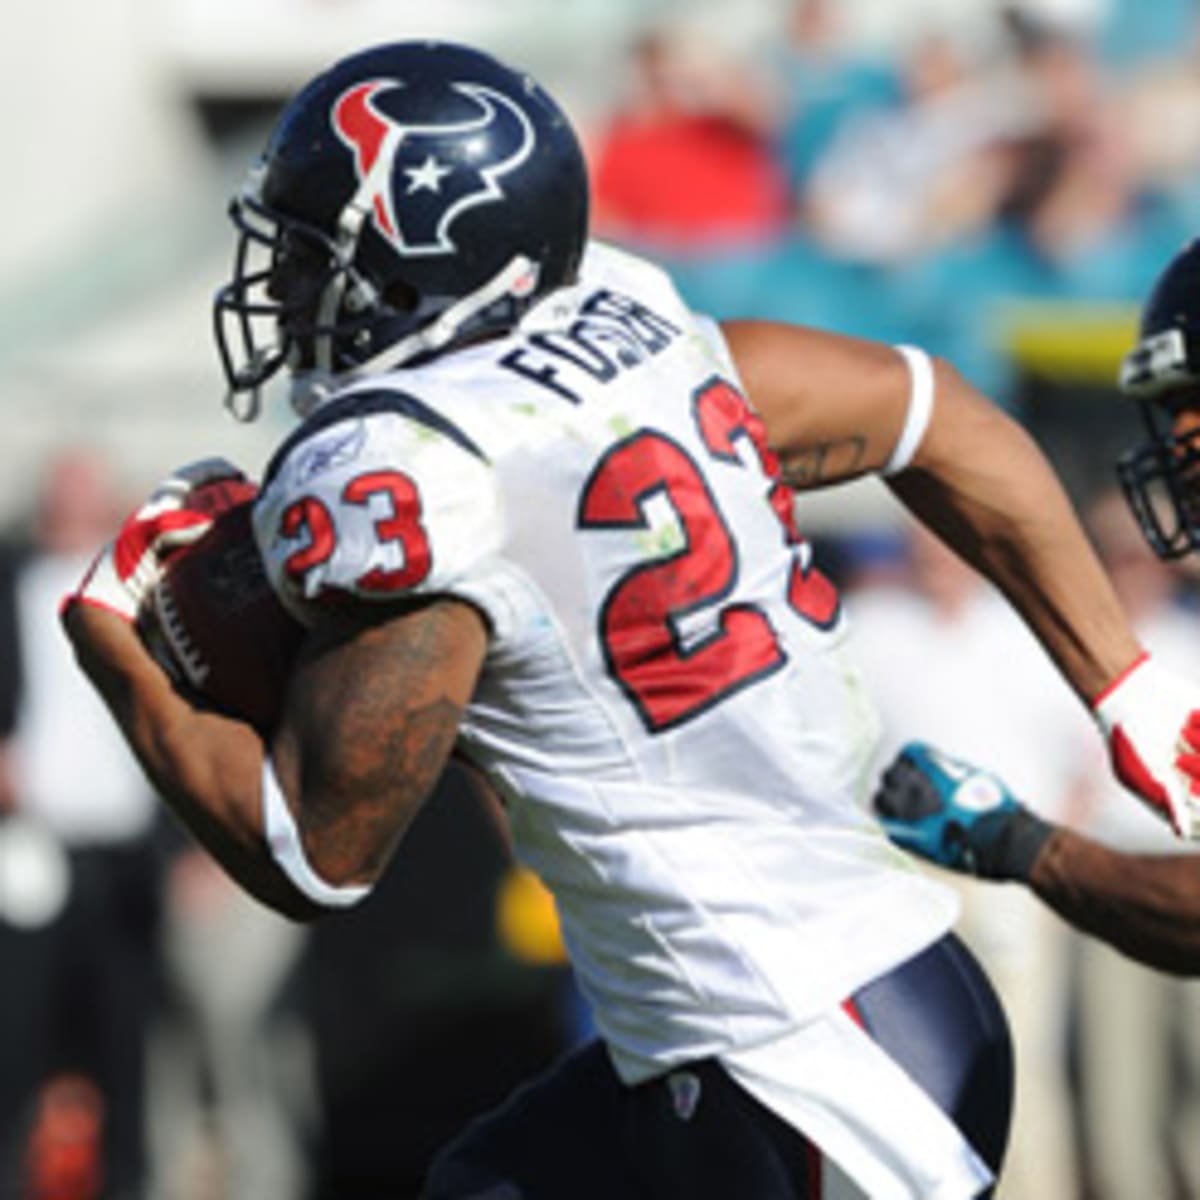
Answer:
[{"left": 667, "top": 1070, "right": 702, "bottom": 1122}]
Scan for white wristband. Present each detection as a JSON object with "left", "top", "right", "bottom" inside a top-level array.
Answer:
[
  {"left": 261, "top": 758, "right": 372, "bottom": 909},
  {"left": 882, "top": 345, "right": 935, "bottom": 476}
]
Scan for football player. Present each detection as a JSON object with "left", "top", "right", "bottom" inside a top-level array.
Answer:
[
  {"left": 1117, "top": 236, "right": 1200, "bottom": 561},
  {"left": 874, "top": 240, "right": 1200, "bottom": 979},
  {"left": 59, "top": 42, "right": 1200, "bottom": 1199}
]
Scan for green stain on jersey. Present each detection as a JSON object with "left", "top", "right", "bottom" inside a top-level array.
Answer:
[{"left": 634, "top": 527, "right": 683, "bottom": 558}]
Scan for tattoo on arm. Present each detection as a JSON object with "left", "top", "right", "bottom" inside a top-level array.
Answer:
[
  {"left": 779, "top": 437, "right": 868, "bottom": 488},
  {"left": 284, "top": 600, "right": 481, "bottom": 884}
]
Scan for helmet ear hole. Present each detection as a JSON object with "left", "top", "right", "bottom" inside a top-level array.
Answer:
[{"left": 382, "top": 278, "right": 419, "bottom": 315}]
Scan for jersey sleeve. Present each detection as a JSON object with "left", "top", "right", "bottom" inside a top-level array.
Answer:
[{"left": 253, "top": 395, "right": 507, "bottom": 629}]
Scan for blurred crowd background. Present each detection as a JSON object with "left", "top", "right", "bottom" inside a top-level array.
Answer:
[{"left": 4, "top": 0, "right": 1200, "bottom": 1197}]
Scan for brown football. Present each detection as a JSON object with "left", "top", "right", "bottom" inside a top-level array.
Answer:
[{"left": 139, "top": 480, "right": 304, "bottom": 734}]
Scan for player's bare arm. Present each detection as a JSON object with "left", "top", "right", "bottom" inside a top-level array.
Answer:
[
  {"left": 1031, "top": 831, "right": 1200, "bottom": 975},
  {"left": 887, "top": 373, "right": 1141, "bottom": 706},
  {"left": 270, "top": 597, "right": 487, "bottom": 887},
  {"left": 62, "top": 593, "right": 486, "bottom": 919},
  {"left": 721, "top": 320, "right": 908, "bottom": 484},
  {"left": 722, "top": 318, "right": 1140, "bottom": 703},
  {"left": 876, "top": 742, "right": 1200, "bottom": 974},
  {"left": 61, "top": 600, "right": 306, "bottom": 913}
]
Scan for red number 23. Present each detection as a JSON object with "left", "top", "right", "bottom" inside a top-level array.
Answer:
[
  {"left": 279, "top": 469, "right": 432, "bottom": 594},
  {"left": 578, "top": 377, "right": 839, "bottom": 732}
]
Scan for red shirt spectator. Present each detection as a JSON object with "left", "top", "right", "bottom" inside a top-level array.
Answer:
[{"left": 591, "top": 31, "right": 792, "bottom": 251}]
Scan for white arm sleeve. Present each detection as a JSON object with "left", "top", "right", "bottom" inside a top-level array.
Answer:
[
  {"left": 261, "top": 758, "right": 372, "bottom": 909},
  {"left": 881, "top": 345, "right": 935, "bottom": 476}
]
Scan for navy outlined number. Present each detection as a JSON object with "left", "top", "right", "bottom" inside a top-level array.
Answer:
[
  {"left": 578, "top": 376, "right": 841, "bottom": 733},
  {"left": 694, "top": 376, "right": 840, "bottom": 630},
  {"left": 279, "top": 469, "right": 433, "bottom": 595},
  {"left": 578, "top": 427, "right": 785, "bottom": 732}
]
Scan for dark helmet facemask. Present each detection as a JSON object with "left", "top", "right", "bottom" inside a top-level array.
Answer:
[
  {"left": 215, "top": 174, "right": 430, "bottom": 421},
  {"left": 1116, "top": 391, "right": 1200, "bottom": 560},
  {"left": 1115, "top": 237, "right": 1200, "bottom": 560},
  {"left": 213, "top": 184, "right": 357, "bottom": 421}
]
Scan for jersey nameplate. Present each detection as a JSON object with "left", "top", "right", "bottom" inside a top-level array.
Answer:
[{"left": 498, "top": 287, "right": 682, "bottom": 403}]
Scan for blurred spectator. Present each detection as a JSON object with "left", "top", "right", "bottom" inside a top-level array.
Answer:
[
  {"left": 842, "top": 519, "right": 1091, "bottom": 1200},
  {"left": 858, "top": 7, "right": 1193, "bottom": 405},
  {"left": 772, "top": 0, "right": 903, "bottom": 191},
  {"left": 1000, "top": 9, "right": 1143, "bottom": 273},
  {"left": 1065, "top": 488, "right": 1200, "bottom": 1200},
  {"left": 0, "top": 547, "right": 19, "bottom": 818},
  {"left": 1121, "top": 53, "right": 1200, "bottom": 204},
  {"left": 1110, "top": 0, "right": 1200, "bottom": 214},
  {"left": 590, "top": 24, "right": 792, "bottom": 253},
  {"left": 0, "top": 448, "right": 162, "bottom": 1200},
  {"left": 656, "top": 3, "right": 1197, "bottom": 414},
  {"left": 951, "top": 7, "right": 1193, "bottom": 302},
  {"left": 147, "top": 845, "right": 311, "bottom": 1200},
  {"left": 1098, "top": 0, "right": 1200, "bottom": 70},
  {"left": 802, "top": 25, "right": 1036, "bottom": 265}
]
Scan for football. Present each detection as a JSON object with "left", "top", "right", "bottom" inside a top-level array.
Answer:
[{"left": 138, "top": 479, "right": 304, "bottom": 734}]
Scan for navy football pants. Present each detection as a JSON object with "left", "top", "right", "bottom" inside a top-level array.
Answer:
[{"left": 424, "top": 933, "right": 1013, "bottom": 1199}]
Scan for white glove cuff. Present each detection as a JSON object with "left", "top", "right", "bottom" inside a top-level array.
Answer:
[
  {"left": 71, "top": 546, "right": 139, "bottom": 622},
  {"left": 1091, "top": 650, "right": 1153, "bottom": 731},
  {"left": 261, "top": 758, "right": 372, "bottom": 909}
]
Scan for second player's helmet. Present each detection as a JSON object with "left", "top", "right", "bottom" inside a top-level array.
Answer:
[
  {"left": 1117, "top": 239, "right": 1200, "bottom": 559},
  {"left": 214, "top": 40, "right": 590, "bottom": 417}
]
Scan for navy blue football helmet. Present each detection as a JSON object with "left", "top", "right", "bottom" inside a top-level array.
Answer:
[
  {"left": 1117, "top": 239, "right": 1200, "bottom": 559},
  {"left": 214, "top": 41, "right": 590, "bottom": 418}
]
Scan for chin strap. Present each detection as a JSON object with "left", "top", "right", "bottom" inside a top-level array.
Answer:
[
  {"left": 229, "top": 252, "right": 541, "bottom": 422},
  {"left": 282, "top": 253, "right": 541, "bottom": 420},
  {"left": 287, "top": 369, "right": 344, "bottom": 418},
  {"left": 364, "top": 253, "right": 540, "bottom": 371}
]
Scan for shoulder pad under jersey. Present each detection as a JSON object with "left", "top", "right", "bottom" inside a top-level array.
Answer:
[{"left": 253, "top": 387, "right": 505, "bottom": 622}]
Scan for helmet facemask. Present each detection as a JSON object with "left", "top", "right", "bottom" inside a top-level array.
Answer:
[
  {"left": 1116, "top": 290, "right": 1200, "bottom": 561},
  {"left": 1117, "top": 393, "right": 1200, "bottom": 560},
  {"left": 1114, "top": 237, "right": 1200, "bottom": 560},
  {"left": 215, "top": 185, "right": 409, "bottom": 420},
  {"left": 216, "top": 183, "right": 546, "bottom": 420}
]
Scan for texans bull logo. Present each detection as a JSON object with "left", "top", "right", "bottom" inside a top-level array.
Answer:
[{"left": 332, "top": 78, "right": 536, "bottom": 258}]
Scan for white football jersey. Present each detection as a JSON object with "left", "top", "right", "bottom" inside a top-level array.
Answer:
[{"left": 254, "top": 241, "right": 958, "bottom": 1083}]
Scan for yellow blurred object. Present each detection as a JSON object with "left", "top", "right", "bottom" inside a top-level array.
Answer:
[
  {"left": 496, "top": 864, "right": 568, "bottom": 965},
  {"left": 1002, "top": 302, "right": 1140, "bottom": 383}
]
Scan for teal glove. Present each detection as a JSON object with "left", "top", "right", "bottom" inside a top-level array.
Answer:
[{"left": 873, "top": 742, "right": 1054, "bottom": 881}]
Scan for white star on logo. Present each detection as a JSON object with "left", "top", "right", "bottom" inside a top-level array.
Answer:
[{"left": 404, "top": 155, "right": 453, "bottom": 194}]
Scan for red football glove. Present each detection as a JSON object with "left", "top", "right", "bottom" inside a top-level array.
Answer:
[
  {"left": 64, "top": 458, "right": 247, "bottom": 623},
  {"left": 1092, "top": 651, "right": 1200, "bottom": 839}
]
